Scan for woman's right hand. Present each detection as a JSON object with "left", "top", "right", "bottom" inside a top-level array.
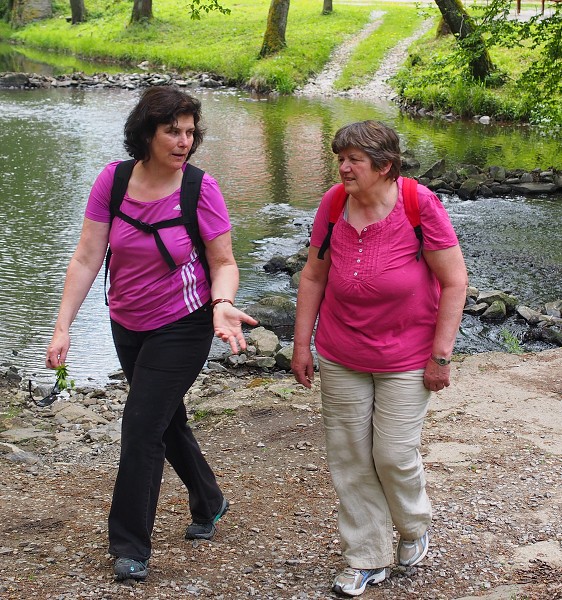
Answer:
[
  {"left": 45, "top": 330, "right": 70, "bottom": 369},
  {"left": 291, "top": 345, "right": 315, "bottom": 388}
]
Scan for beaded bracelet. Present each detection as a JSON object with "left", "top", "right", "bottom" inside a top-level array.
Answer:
[{"left": 211, "top": 298, "right": 234, "bottom": 308}]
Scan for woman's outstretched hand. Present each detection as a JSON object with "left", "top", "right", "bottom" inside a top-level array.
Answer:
[
  {"left": 45, "top": 331, "right": 70, "bottom": 369},
  {"left": 212, "top": 304, "right": 258, "bottom": 354}
]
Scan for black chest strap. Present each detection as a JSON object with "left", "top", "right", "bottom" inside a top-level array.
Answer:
[{"left": 104, "top": 160, "right": 207, "bottom": 305}]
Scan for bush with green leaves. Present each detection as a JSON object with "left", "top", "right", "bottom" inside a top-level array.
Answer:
[{"left": 394, "top": 1, "right": 562, "bottom": 124}]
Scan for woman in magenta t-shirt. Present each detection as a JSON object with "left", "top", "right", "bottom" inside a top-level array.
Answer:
[
  {"left": 292, "top": 121, "right": 468, "bottom": 597},
  {"left": 45, "top": 87, "right": 257, "bottom": 582}
]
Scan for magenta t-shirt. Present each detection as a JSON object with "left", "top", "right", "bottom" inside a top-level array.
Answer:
[
  {"left": 310, "top": 177, "right": 459, "bottom": 372},
  {"left": 86, "top": 161, "right": 231, "bottom": 331}
]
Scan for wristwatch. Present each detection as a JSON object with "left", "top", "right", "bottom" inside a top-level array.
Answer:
[{"left": 431, "top": 354, "right": 451, "bottom": 366}]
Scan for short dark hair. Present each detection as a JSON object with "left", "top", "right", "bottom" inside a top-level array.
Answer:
[
  {"left": 124, "top": 86, "right": 204, "bottom": 161},
  {"left": 331, "top": 120, "right": 401, "bottom": 181}
]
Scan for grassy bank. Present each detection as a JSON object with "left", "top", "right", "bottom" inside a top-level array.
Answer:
[
  {"left": 1, "top": 1, "right": 560, "bottom": 123},
  {"left": 3, "top": 0, "right": 379, "bottom": 93},
  {"left": 392, "top": 5, "right": 562, "bottom": 125}
]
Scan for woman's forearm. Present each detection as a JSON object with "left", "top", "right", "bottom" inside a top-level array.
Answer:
[
  {"left": 294, "top": 271, "right": 327, "bottom": 348},
  {"left": 54, "top": 256, "right": 102, "bottom": 332},
  {"left": 209, "top": 262, "right": 239, "bottom": 303},
  {"left": 431, "top": 284, "right": 467, "bottom": 358}
]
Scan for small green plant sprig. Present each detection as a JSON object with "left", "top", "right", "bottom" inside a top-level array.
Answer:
[
  {"left": 55, "top": 364, "right": 75, "bottom": 391},
  {"left": 501, "top": 329, "right": 523, "bottom": 355}
]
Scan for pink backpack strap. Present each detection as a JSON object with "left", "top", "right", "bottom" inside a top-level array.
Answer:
[
  {"left": 318, "top": 184, "right": 348, "bottom": 260},
  {"left": 402, "top": 177, "right": 423, "bottom": 261}
]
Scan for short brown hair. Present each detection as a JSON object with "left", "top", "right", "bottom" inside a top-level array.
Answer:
[
  {"left": 124, "top": 86, "right": 204, "bottom": 161},
  {"left": 331, "top": 120, "right": 401, "bottom": 181}
]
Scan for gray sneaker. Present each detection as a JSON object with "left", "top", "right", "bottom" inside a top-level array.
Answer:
[
  {"left": 332, "top": 567, "right": 387, "bottom": 596},
  {"left": 185, "top": 497, "right": 229, "bottom": 541},
  {"left": 113, "top": 557, "right": 149, "bottom": 581},
  {"left": 396, "top": 530, "right": 429, "bottom": 566}
]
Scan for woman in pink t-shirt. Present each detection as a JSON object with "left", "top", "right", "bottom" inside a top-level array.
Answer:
[
  {"left": 45, "top": 87, "right": 257, "bottom": 582},
  {"left": 292, "top": 121, "right": 468, "bottom": 597}
]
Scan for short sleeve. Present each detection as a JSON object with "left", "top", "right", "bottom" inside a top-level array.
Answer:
[
  {"left": 414, "top": 184, "right": 459, "bottom": 250},
  {"left": 196, "top": 173, "right": 232, "bottom": 241},
  {"left": 310, "top": 185, "right": 341, "bottom": 248},
  {"left": 84, "top": 162, "right": 119, "bottom": 223}
]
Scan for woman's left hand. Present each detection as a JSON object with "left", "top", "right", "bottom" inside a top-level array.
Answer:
[
  {"left": 213, "top": 303, "right": 258, "bottom": 354},
  {"left": 423, "top": 359, "right": 451, "bottom": 392}
]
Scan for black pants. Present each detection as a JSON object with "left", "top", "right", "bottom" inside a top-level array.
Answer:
[{"left": 107, "top": 305, "right": 223, "bottom": 561}]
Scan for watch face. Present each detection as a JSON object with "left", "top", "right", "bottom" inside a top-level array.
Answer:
[{"left": 432, "top": 355, "right": 450, "bottom": 366}]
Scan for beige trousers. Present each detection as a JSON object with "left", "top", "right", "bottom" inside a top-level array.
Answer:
[{"left": 318, "top": 355, "right": 432, "bottom": 569}]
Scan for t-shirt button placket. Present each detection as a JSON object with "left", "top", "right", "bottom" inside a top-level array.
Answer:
[{"left": 355, "top": 236, "right": 363, "bottom": 275}]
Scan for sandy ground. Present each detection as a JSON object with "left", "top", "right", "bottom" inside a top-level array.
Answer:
[{"left": 1, "top": 349, "right": 561, "bottom": 599}]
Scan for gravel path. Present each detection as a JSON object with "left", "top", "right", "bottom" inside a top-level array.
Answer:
[
  {"left": 297, "top": 11, "right": 435, "bottom": 101},
  {"left": 1, "top": 350, "right": 562, "bottom": 599}
]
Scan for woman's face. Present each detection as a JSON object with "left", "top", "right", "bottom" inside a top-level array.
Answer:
[
  {"left": 148, "top": 113, "right": 195, "bottom": 170},
  {"left": 338, "top": 147, "right": 386, "bottom": 195}
]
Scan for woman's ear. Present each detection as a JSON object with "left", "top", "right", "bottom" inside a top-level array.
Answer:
[{"left": 380, "top": 161, "right": 392, "bottom": 175}]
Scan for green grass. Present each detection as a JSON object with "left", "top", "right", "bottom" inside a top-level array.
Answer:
[
  {"left": 2, "top": 0, "right": 560, "bottom": 120},
  {"left": 6, "top": 0, "right": 373, "bottom": 92}
]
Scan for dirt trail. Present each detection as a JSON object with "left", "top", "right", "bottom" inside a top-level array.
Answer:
[
  {"left": 1, "top": 349, "right": 562, "bottom": 599},
  {"left": 297, "top": 11, "right": 435, "bottom": 101}
]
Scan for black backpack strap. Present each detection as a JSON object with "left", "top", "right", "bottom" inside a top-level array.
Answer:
[
  {"left": 110, "top": 160, "right": 136, "bottom": 216},
  {"left": 104, "top": 160, "right": 136, "bottom": 306},
  {"left": 318, "top": 222, "right": 335, "bottom": 260},
  {"left": 180, "top": 164, "right": 210, "bottom": 286}
]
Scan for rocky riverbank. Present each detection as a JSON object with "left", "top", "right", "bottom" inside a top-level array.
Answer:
[{"left": 0, "top": 69, "right": 231, "bottom": 91}]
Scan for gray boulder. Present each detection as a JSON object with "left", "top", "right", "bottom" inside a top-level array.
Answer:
[
  {"left": 244, "top": 296, "right": 296, "bottom": 328},
  {"left": 248, "top": 327, "right": 281, "bottom": 357}
]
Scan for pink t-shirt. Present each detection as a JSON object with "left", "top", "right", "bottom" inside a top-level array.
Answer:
[
  {"left": 310, "top": 177, "right": 459, "bottom": 372},
  {"left": 86, "top": 161, "right": 231, "bottom": 331}
]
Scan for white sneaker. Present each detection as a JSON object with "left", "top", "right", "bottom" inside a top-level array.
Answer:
[
  {"left": 396, "top": 530, "right": 429, "bottom": 566},
  {"left": 332, "top": 567, "right": 387, "bottom": 596}
]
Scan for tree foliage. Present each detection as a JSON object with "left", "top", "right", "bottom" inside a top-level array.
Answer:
[
  {"left": 129, "top": 0, "right": 231, "bottom": 23},
  {"left": 446, "top": 0, "right": 562, "bottom": 122},
  {"left": 187, "top": 0, "right": 230, "bottom": 20},
  {"left": 474, "top": 0, "right": 562, "bottom": 123},
  {"left": 433, "top": 0, "right": 495, "bottom": 80},
  {"left": 0, "top": 0, "right": 12, "bottom": 20}
]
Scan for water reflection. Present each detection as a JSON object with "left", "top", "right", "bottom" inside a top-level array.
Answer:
[
  {"left": 0, "top": 86, "right": 560, "bottom": 386},
  {"left": 0, "top": 42, "right": 138, "bottom": 76}
]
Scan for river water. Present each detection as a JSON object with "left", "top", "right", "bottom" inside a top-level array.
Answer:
[{"left": 1, "top": 85, "right": 561, "bottom": 386}]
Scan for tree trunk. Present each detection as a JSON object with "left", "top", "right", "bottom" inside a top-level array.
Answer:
[
  {"left": 69, "top": 0, "right": 86, "bottom": 24},
  {"left": 433, "top": 0, "right": 494, "bottom": 81},
  {"left": 259, "top": 0, "right": 290, "bottom": 58},
  {"left": 131, "top": 0, "right": 152, "bottom": 22},
  {"left": 322, "top": 0, "right": 332, "bottom": 14}
]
